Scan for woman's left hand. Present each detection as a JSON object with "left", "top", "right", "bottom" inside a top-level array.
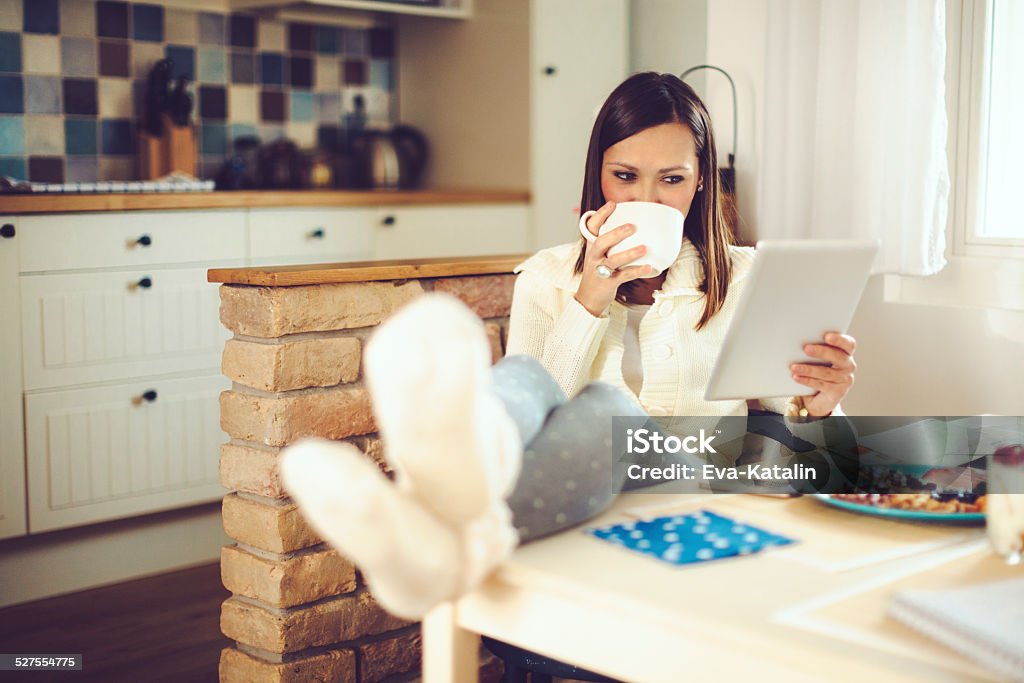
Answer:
[{"left": 791, "top": 332, "right": 857, "bottom": 416}]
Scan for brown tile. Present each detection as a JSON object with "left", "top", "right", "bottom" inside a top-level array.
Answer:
[
  {"left": 98, "top": 40, "right": 130, "bottom": 77},
  {"left": 343, "top": 58, "right": 365, "bottom": 86},
  {"left": 28, "top": 155, "right": 64, "bottom": 182},
  {"left": 259, "top": 89, "right": 285, "bottom": 122}
]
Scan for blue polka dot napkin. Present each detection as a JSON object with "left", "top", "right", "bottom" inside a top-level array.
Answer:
[{"left": 587, "top": 510, "right": 796, "bottom": 565}]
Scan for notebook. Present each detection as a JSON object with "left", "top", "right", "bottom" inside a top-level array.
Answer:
[{"left": 887, "top": 577, "right": 1024, "bottom": 682}]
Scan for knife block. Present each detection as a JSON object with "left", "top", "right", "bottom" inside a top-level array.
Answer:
[{"left": 139, "top": 114, "right": 197, "bottom": 179}]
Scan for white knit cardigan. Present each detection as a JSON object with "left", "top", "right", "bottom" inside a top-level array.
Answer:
[{"left": 505, "top": 239, "right": 797, "bottom": 418}]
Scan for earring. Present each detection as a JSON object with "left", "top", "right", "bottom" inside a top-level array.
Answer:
[{"left": 697, "top": 183, "right": 704, "bottom": 192}]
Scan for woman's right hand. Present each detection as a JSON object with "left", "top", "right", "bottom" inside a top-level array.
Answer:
[{"left": 575, "top": 201, "right": 653, "bottom": 317}]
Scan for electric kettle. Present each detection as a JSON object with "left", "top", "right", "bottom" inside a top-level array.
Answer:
[{"left": 351, "top": 125, "right": 429, "bottom": 189}]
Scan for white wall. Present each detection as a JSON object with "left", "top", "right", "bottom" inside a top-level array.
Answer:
[
  {"left": 630, "top": 0, "right": 707, "bottom": 88},
  {"left": 397, "top": 0, "right": 530, "bottom": 190}
]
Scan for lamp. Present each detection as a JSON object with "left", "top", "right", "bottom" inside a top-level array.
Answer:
[{"left": 680, "top": 64, "right": 737, "bottom": 193}]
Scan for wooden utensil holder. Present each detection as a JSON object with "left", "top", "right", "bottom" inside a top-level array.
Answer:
[{"left": 138, "top": 114, "right": 197, "bottom": 179}]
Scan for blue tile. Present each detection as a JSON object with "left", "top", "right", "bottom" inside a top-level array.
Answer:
[
  {"left": 0, "top": 33, "right": 21, "bottom": 73},
  {"left": 198, "top": 47, "right": 226, "bottom": 83},
  {"left": 0, "top": 75, "right": 24, "bottom": 113},
  {"left": 65, "top": 118, "right": 97, "bottom": 155},
  {"left": 23, "top": 0, "right": 59, "bottom": 35},
  {"left": 165, "top": 45, "right": 195, "bottom": 81},
  {"left": 369, "top": 59, "right": 391, "bottom": 91},
  {"left": 199, "top": 12, "right": 225, "bottom": 45},
  {"left": 0, "top": 116, "right": 24, "bottom": 154},
  {"left": 259, "top": 53, "right": 284, "bottom": 85},
  {"left": 200, "top": 122, "right": 226, "bottom": 155},
  {"left": 0, "top": 156, "right": 27, "bottom": 178},
  {"left": 230, "top": 123, "right": 257, "bottom": 144},
  {"left": 316, "top": 26, "right": 339, "bottom": 55},
  {"left": 100, "top": 118, "right": 133, "bottom": 155},
  {"left": 25, "top": 76, "right": 61, "bottom": 114},
  {"left": 289, "top": 91, "right": 313, "bottom": 122},
  {"left": 133, "top": 4, "right": 165, "bottom": 43}
]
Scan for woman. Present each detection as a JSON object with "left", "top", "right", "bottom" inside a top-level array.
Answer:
[
  {"left": 280, "top": 73, "right": 858, "bottom": 620},
  {"left": 507, "top": 71, "right": 855, "bottom": 418}
]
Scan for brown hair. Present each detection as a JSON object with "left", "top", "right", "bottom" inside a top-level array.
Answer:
[{"left": 574, "top": 72, "right": 734, "bottom": 329}]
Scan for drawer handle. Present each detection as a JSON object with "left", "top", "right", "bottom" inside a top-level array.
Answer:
[
  {"left": 0, "top": 223, "right": 14, "bottom": 239},
  {"left": 133, "top": 389, "right": 158, "bottom": 406},
  {"left": 136, "top": 277, "right": 153, "bottom": 290},
  {"left": 136, "top": 234, "right": 152, "bottom": 247},
  {"left": 382, "top": 215, "right": 396, "bottom": 227},
  {"left": 309, "top": 228, "right": 325, "bottom": 239},
  {"left": 543, "top": 65, "right": 557, "bottom": 76}
]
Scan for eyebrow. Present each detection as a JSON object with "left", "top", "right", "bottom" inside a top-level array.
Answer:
[{"left": 606, "top": 162, "right": 692, "bottom": 173}]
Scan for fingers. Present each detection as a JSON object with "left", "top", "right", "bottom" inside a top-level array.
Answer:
[
  {"left": 791, "top": 363, "right": 855, "bottom": 385},
  {"left": 603, "top": 244, "right": 646, "bottom": 270},
  {"left": 802, "top": 340, "right": 857, "bottom": 371},
  {"left": 584, "top": 201, "right": 617, "bottom": 237},
  {"left": 613, "top": 264, "right": 654, "bottom": 282},
  {"left": 592, "top": 222, "right": 635, "bottom": 255}
]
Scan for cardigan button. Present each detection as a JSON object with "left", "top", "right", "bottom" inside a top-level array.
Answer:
[
  {"left": 659, "top": 299, "right": 675, "bottom": 316},
  {"left": 653, "top": 344, "right": 672, "bottom": 360}
]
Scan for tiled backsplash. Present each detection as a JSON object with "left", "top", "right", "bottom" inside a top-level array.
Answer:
[{"left": 0, "top": 0, "right": 396, "bottom": 183}]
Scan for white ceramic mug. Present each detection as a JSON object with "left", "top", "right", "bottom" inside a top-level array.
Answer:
[{"left": 578, "top": 201, "right": 685, "bottom": 277}]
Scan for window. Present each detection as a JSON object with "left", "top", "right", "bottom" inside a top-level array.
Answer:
[
  {"left": 883, "top": 0, "right": 1024, "bottom": 311},
  {"left": 953, "top": 0, "right": 1024, "bottom": 255}
]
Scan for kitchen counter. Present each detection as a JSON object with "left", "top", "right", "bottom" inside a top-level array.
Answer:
[
  {"left": 208, "top": 254, "right": 529, "bottom": 286},
  {"left": 0, "top": 188, "right": 529, "bottom": 215}
]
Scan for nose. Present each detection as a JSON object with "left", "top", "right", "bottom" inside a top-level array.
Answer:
[{"left": 635, "top": 180, "right": 662, "bottom": 205}]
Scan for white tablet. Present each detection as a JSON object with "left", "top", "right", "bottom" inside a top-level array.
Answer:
[{"left": 704, "top": 240, "right": 878, "bottom": 401}]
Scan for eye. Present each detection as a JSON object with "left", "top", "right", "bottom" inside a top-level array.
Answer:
[
  {"left": 662, "top": 175, "right": 685, "bottom": 185},
  {"left": 612, "top": 170, "right": 636, "bottom": 181}
]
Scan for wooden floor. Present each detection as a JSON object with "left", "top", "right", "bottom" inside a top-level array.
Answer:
[{"left": 0, "top": 562, "right": 229, "bottom": 682}]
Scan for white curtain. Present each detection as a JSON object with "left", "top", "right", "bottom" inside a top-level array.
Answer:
[{"left": 757, "top": 0, "right": 950, "bottom": 275}]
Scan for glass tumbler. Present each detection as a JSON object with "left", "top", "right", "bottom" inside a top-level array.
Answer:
[{"left": 986, "top": 444, "right": 1024, "bottom": 565}]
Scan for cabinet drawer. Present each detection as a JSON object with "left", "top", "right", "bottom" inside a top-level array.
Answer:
[
  {"left": 21, "top": 267, "right": 227, "bottom": 391},
  {"left": 374, "top": 204, "right": 530, "bottom": 260},
  {"left": 18, "top": 211, "right": 246, "bottom": 272},
  {"left": 249, "top": 208, "right": 375, "bottom": 265},
  {"left": 25, "top": 374, "right": 228, "bottom": 533}
]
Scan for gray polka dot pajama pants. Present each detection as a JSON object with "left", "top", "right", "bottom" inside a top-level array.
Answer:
[{"left": 493, "top": 355, "right": 681, "bottom": 543}]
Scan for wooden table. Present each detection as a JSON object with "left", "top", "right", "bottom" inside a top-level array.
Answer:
[{"left": 423, "top": 492, "right": 1019, "bottom": 682}]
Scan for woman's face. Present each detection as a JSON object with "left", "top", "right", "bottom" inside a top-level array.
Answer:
[{"left": 600, "top": 122, "right": 701, "bottom": 217}]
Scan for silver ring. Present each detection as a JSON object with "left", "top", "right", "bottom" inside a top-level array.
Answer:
[{"left": 595, "top": 262, "right": 614, "bottom": 279}]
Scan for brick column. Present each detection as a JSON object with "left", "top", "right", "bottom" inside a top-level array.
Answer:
[{"left": 216, "top": 274, "right": 513, "bottom": 683}]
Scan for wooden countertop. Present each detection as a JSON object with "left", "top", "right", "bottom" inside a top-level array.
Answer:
[
  {"left": 208, "top": 254, "right": 531, "bottom": 286},
  {"left": 0, "top": 188, "right": 530, "bottom": 214}
]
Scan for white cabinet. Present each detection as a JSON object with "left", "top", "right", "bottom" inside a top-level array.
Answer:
[
  {"left": 374, "top": 204, "right": 530, "bottom": 260},
  {"left": 0, "top": 216, "right": 27, "bottom": 540},
  {"left": 17, "top": 211, "right": 246, "bottom": 272},
  {"left": 531, "top": 0, "right": 629, "bottom": 249},
  {"left": 20, "top": 268, "right": 227, "bottom": 391},
  {"left": 249, "top": 208, "right": 375, "bottom": 266},
  {"left": 24, "top": 374, "right": 228, "bottom": 533},
  {"left": 5, "top": 199, "right": 525, "bottom": 537}
]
